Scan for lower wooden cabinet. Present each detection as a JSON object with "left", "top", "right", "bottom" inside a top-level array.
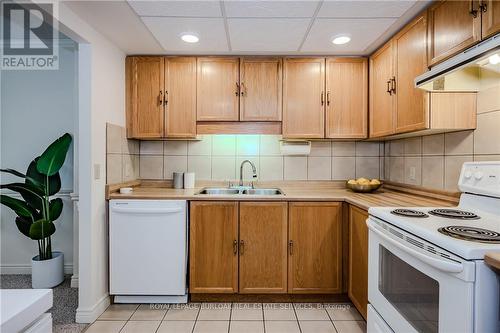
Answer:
[
  {"left": 348, "top": 205, "right": 369, "bottom": 320},
  {"left": 239, "top": 202, "right": 288, "bottom": 294},
  {"left": 288, "top": 202, "right": 343, "bottom": 294},
  {"left": 189, "top": 201, "right": 238, "bottom": 293}
]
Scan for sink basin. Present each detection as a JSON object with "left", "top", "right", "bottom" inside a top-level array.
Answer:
[
  {"left": 242, "top": 188, "right": 283, "bottom": 195},
  {"left": 197, "top": 188, "right": 240, "bottom": 195}
]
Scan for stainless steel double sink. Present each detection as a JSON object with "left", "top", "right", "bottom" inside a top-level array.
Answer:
[{"left": 196, "top": 187, "right": 284, "bottom": 196}]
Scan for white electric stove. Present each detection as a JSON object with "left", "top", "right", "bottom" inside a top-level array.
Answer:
[{"left": 366, "top": 162, "right": 500, "bottom": 333}]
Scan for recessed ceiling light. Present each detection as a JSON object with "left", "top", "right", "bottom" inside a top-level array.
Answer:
[
  {"left": 180, "top": 34, "right": 199, "bottom": 43},
  {"left": 332, "top": 35, "right": 351, "bottom": 45},
  {"left": 488, "top": 53, "right": 500, "bottom": 65}
]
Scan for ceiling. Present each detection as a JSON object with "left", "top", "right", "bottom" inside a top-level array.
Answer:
[{"left": 64, "top": 0, "right": 431, "bottom": 56}]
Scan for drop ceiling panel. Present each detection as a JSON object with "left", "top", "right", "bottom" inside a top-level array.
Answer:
[
  {"left": 318, "top": 1, "right": 416, "bottom": 18},
  {"left": 301, "top": 18, "right": 397, "bottom": 53},
  {"left": 224, "top": 1, "right": 319, "bottom": 18},
  {"left": 141, "top": 17, "right": 228, "bottom": 53},
  {"left": 127, "top": 0, "right": 222, "bottom": 17},
  {"left": 228, "top": 18, "right": 310, "bottom": 52}
]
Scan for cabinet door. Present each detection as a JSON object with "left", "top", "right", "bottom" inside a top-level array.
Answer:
[
  {"left": 239, "top": 202, "right": 288, "bottom": 294},
  {"left": 240, "top": 58, "right": 282, "bottom": 121},
  {"left": 126, "top": 56, "right": 164, "bottom": 138},
  {"left": 164, "top": 57, "right": 197, "bottom": 138},
  {"left": 394, "top": 14, "right": 429, "bottom": 133},
  {"left": 348, "top": 205, "right": 369, "bottom": 320},
  {"left": 326, "top": 58, "right": 368, "bottom": 139},
  {"left": 196, "top": 57, "right": 239, "bottom": 121},
  {"left": 482, "top": 0, "right": 500, "bottom": 38},
  {"left": 189, "top": 202, "right": 238, "bottom": 293},
  {"left": 283, "top": 58, "right": 325, "bottom": 138},
  {"left": 369, "top": 42, "right": 395, "bottom": 138},
  {"left": 428, "top": 0, "right": 481, "bottom": 66},
  {"left": 288, "top": 202, "right": 342, "bottom": 294}
]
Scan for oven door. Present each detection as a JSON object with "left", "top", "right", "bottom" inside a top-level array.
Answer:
[{"left": 367, "top": 217, "right": 476, "bottom": 333}]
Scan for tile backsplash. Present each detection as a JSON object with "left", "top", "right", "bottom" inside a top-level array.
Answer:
[
  {"left": 106, "top": 123, "right": 139, "bottom": 184},
  {"left": 139, "top": 135, "right": 384, "bottom": 182}
]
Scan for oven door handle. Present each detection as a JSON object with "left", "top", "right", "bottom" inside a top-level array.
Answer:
[{"left": 368, "top": 222, "right": 464, "bottom": 273}]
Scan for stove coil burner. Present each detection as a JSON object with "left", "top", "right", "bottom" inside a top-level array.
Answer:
[
  {"left": 390, "top": 209, "right": 428, "bottom": 218},
  {"left": 428, "top": 209, "right": 480, "bottom": 220},
  {"left": 438, "top": 226, "right": 500, "bottom": 243}
]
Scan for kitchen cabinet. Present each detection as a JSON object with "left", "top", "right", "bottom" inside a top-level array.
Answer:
[
  {"left": 482, "top": 0, "right": 500, "bottom": 38},
  {"left": 326, "top": 58, "right": 368, "bottom": 139},
  {"left": 189, "top": 201, "right": 238, "bottom": 293},
  {"left": 197, "top": 57, "right": 240, "bottom": 121},
  {"left": 283, "top": 58, "right": 326, "bottom": 138},
  {"left": 240, "top": 58, "right": 282, "bottom": 121},
  {"left": 348, "top": 205, "right": 369, "bottom": 320},
  {"left": 288, "top": 202, "right": 343, "bottom": 294},
  {"left": 239, "top": 202, "right": 288, "bottom": 294},
  {"left": 126, "top": 56, "right": 165, "bottom": 138}
]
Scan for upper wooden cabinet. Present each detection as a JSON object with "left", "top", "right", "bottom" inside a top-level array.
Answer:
[
  {"left": 288, "top": 202, "right": 343, "bottom": 294},
  {"left": 126, "top": 57, "right": 165, "bottom": 138},
  {"left": 197, "top": 57, "right": 240, "bottom": 121},
  {"left": 283, "top": 58, "right": 326, "bottom": 139},
  {"left": 240, "top": 58, "right": 282, "bottom": 121},
  {"left": 326, "top": 58, "right": 368, "bottom": 139},
  {"left": 482, "top": 0, "right": 500, "bottom": 38}
]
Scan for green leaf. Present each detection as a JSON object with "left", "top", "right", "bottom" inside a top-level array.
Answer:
[
  {"left": 15, "top": 216, "right": 32, "bottom": 238},
  {"left": 36, "top": 133, "right": 72, "bottom": 176},
  {"left": 29, "top": 219, "right": 56, "bottom": 240},
  {"left": 26, "top": 159, "right": 60, "bottom": 195},
  {"left": 0, "top": 168, "right": 26, "bottom": 178},
  {"left": 49, "top": 198, "right": 63, "bottom": 221},
  {"left": 0, "top": 182, "right": 45, "bottom": 211},
  {"left": 0, "top": 195, "right": 34, "bottom": 217}
]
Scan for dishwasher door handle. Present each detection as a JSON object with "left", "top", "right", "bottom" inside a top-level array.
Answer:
[{"left": 110, "top": 206, "right": 183, "bottom": 214}]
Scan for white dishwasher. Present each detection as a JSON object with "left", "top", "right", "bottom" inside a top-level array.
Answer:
[{"left": 109, "top": 199, "right": 187, "bottom": 303}]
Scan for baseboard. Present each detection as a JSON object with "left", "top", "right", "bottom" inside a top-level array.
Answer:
[
  {"left": 1, "top": 264, "right": 73, "bottom": 275},
  {"left": 75, "top": 294, "right": 110, "bottom": 323},
  {"left": 70, "top": 274, "right": 79, "bottom": 288}
]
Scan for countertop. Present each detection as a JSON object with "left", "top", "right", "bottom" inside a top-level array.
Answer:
[{"left": 485, "top": 253, "right": 500, "bottom": 271}]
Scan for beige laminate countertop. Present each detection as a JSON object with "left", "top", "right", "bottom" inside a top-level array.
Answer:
[{"left": 108, "top": 185, "right": 456, "bottom": 211}]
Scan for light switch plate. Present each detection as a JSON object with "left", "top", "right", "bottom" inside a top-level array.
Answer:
[
  {"left": 94, "top": 164, "right": 101, "bottom": 180},
  {"left": 410, "top": 166, "right": 416, "bottom": 181}
]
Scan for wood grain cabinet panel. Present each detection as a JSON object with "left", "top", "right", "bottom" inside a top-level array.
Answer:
[
  {"left": 240, "top": 58, "right": 282, "bottom": 121},
  {"left": 288, "top": 202, "right": 342, "bottom": 294},
  {"left": 239, "top": 202, "right": 288, "bottom": 294},
  {"left": 427, "top": 0, "right": 481, "bottom": 66},
  {"left": 348, "top": 205, "right": 369, "bottom": 320},
  {"left": 482, "top": 0, "right": 500, "bottom": 38},
  {"left": 326, "top": 58, "right": 368, "bottom": 139},
  {"left": 394, "top": 13, "right": 429, "bottom": 133},
  {"left": 189, "top": 201, "right": 238, "bottom": 293},
  {"left": 197, "top": 57, "right": 240, "bottom": 121},
  {"left": 283, "top": 58, "right": 325, "bottom": 138},
  {"left": 126, "top": 56, "right": 165, "bottom": 138},
  {"left": 164, "top": 57, "right": 197, "bottom": 138}
]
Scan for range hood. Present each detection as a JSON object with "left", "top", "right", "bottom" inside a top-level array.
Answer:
[{"left": 416, "top": 34, "right": 500, "bottom": 91}]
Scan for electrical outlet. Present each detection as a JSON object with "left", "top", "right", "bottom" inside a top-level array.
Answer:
[{"left": 410, "top": 166, "right": 416, "bottom": 181}]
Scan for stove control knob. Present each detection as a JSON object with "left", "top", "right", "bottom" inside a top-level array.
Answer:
[
  {"left": 464, "top": 171, "right": 472, "bottom": 179},
  {"left": 474, "top": 171, "right": 483, "bottom": 180}
]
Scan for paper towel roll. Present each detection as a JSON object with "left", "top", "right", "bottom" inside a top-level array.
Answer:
[{"left": 279, "top": 140, "right": 311, "bottom": 156}]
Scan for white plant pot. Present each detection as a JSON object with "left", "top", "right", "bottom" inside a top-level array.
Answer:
[{"left": 31, "top": 251, "right": 64, "bottom": 289}]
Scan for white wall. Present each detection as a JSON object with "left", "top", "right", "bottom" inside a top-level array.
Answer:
[
  {"left": 55, "top": 1, "right": 126, "bottom": 323},
  {"left": 0, "top": 37, "right": 77, "bottom": 274}
]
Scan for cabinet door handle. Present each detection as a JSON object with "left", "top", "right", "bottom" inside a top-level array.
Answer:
[
  {"left": 235, "top": 82, "right": 240, "bottom": 96},
  {"left": 164, "top": 90, "right": 168, "bottom": 107},
  {"left": 240, "top": 82, "right": 246, "bottom": 96},
  {"left": 239, "top": 240, "right": 245, "bottom": 255},
  {"left": 391, "top": 76, "right": 396, "bottom": 94},
  {"left": 469, "top": 0, "right": 478, "bottom": 17},
  {"left": 386, "top": 80, "right": 392, "bottom": 95},
  {"left": 327, "top": 92, "right": 330, "bottom": 106},
  {"left": 289, "top": 240, "right": 294, "bottom": 255},
  {"left": 321, "top": 92, "right": 324, "bottom": 106},
  {"left": 158, "top": 91, "right": 163, "bottom": 106},
  {"left": 479, "top": 1, "right": 487, "bottom": 12},
  {"left": 233, "top": 240, "right": 238, "bottom": 255}
]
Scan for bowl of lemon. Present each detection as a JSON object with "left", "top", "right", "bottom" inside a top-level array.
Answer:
[{"left": 346, "top": 178, "right": 382, "bottom": 193}]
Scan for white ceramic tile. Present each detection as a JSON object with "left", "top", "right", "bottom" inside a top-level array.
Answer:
[
  {"left": 477, "top": 83, "right": 500, "bottom": 114},
  {"left": 140, "top": 141, "right": 163, "bottom": 155},
  {"left": 404, "top": 137, "right": 422, "bottom": 156},
  {"left": 260, "top": 135, "right": 282, "bottom": 156},
  {"left": 404, "top": 156, "right": 422, "bottom": 185},
  {"left": 333, "top": 320, "right": 366, "bottom": 333},
  {"left": 307, "top": 157, "right": 331, "bottom": 180},
  {"left": 379, "top": 157, "right": 385, "bottom": 179},
  {"left": 265, "top": 321, "right": 300, "bottom": 333},
  {"left": 310, "top": 141, "right": 332, "bottom": 156},
  {"left": 235, "top": 156, "right": 259, "bottom": 182},
  {"left": 188, "top": 156, "right": 212, "bottom": 180},
  {"left": 229, "top": 321, "right": 265, "bottom": 333},
  {"left": 474, "top": 111, "right": 500, "bottom": 155},
  {"left": 300, "top": 321, "right": 336, "bottom": 333},
  {"left": 294, "top": 304, "right": 330, "bottom": 321},
  {"left": 107, "top": 154, "right": 123, "bottom": 185},
  {"left": 445, "top": 155, "right": 473, "bottom": 191},
  {"left": 389, "top": 140, "right": 404, "bottom": 156},
  {"left": 325, "top": 304, "right": 362, "bottom": 321},
  {"left": 263, "top": 303, "right": 296, "bottom": 321},
  {"left": 389, "top": 157, "right": 404, "bottom": 183},
  {"left": 384, "top": 142, "right": 390, "bottom": 157},
  {"left": 140, "top": 155, "right": 163, "bottom": 179},
  {"left": 85, "top": 321, "right": 126, "bottom": 333},
  {"left": 332, "top": 142, "right": 356, "bottom": 156},
  {"left": 163, "top": 304, "right": 200, "bottom": 321},
  {"left": 236, "top": 135, "right": 260, "bottom": 156},
  {"left": 130, "top": 304, "right": 167, "bottom": 321},
  {"left": 164, "top": 141, "right": 188, "bottom": 156},
  {"left": 260, "top": 156, "right": 284, "bottom": 181},
  {"left": 284, "top": 156, "right": 307, "bottom": 180},
  {"left": 231, "top": 304, "right": 263, "bottom": 321},
  {"left": 121, "top": 321, "right": 161, "bottom": 333},
  {"left": 197, "top": 303, "right": 232, "bottom": 321},
  {"left": 423, "top": 134, "right": 444, "bottom": 155},
  {"left": 157, "top": 321, "right": 195, "bottom": 333},
  {"left": 122, "top": 128, "right": 139, "bottom": 155},
  {"left": 99, "top": 304, "right": 139, "bottom": 321},
  {"left": 356, "top": 142, "right": 379, "bottom": 156},
  {"left": 122, "top": 154, "right": 138, "bottom": 182},
  {"left": 422, "top": 156, "right": 444, "bottom": 190},
  {"left": 193, "top": 321, "right": 230, "bottom": 333},
  {"left": 188, "top": 135, "right": 212, "bottom": 155},
  {"left": 355, "top": 157, "right": 380, "bottom": 179},
  {"left": 106, "top": 123, "right": 122, "bottom": 154},
  {"left": 212, "top": 135, "right": 236, "bottom": 156},
  {"left": 212, "top": 156, "right": 236, "bottom": 181},
  {"left": 445, "top": 131, "right": 474, "bottom": 155},
  {"left": 164, "top": 156, "right": 188, "bottom": 179},
  {"left": 474, "top": 154, "right": 500, "bottom": 161},
  {"left": 332, "top": 157, "right": 355, "bottom": 180}
]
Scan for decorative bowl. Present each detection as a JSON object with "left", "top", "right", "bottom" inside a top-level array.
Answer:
[{"left": 346, "top": 182, "right": 382, "bottom": 193}]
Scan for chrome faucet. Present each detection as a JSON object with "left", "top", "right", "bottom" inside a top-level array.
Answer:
[{"left": 239, "top": 160, "right": 257, "bottom": 187}]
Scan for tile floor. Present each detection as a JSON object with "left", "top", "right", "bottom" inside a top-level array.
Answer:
[{"left": 84, "top": 302, "right": 366, "bottom": 333}]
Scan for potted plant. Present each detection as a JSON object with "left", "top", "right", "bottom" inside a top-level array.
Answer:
[{"left": 0, "top": 133, "right": 72, "bottom": 288}]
